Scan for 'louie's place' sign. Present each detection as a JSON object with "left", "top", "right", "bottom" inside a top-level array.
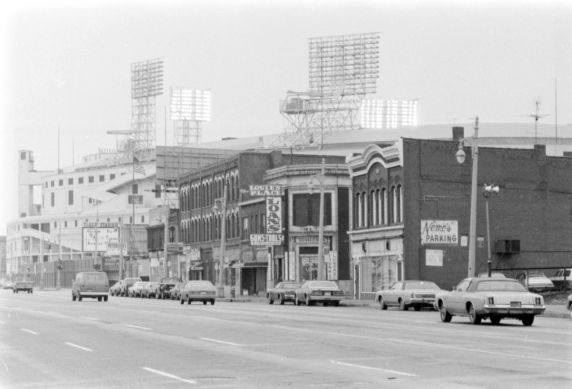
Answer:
[{"left": 421, "top": 220, "right": 458, "bottom": 245}]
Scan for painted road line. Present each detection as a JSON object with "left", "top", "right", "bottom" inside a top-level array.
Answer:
[
  {"left": 330, "top": 360, "right": 418, "bottom": 377},
  {"left": 126, "top": 324, "right": 152, "bottom": 331},
  {"left": 64, "top": 342, "right": 93, "bottom": 352},
  {"left": 21, "top": 328, "right": 38, "bottom": 335},
  {"left": 142, "top": 367, "right": 196, "bottom": 384},
  {"left": 200, "top": 337, "right": 241, "bottom": 347}
]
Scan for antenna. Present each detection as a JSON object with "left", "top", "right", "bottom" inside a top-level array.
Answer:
[{"left": 528, "top": 100, "right": 548, "bottom": 144}]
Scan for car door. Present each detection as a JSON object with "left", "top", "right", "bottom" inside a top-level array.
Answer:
[
  {"left": 386, "top": 282, "right": 402, "bottom": 305},
  {"left": 446, "top": 279, "right": 471, "bottom": 314}
]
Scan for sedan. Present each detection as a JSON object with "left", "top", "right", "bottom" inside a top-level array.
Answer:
[
  {"left": 142, "top": 282, "right": 160, "bottom": 298},
  {"left": 129, "top": 281, "right": 148, "bottom": 297},
  {"left": 179, "top": 280, "right": 217, "bottom": 305},
  {"left": 375, "top": 280, "right": 445, "bottom": 311},
  {"left": 516, "top": 272, "right": 554, "bottom": 293},
  {"left": 267, "top": 281, "right": 303, "bottom": 305},
  {"left": 294, "top": 280, "right": 344, "bottom": 306},
  {"left": 109, "top": 280, "right": 124, "bottom": 296},
  {"left": 436, "top": 277, "right": 545, "bottom": 326},
  {"left": 169, "top": 282, "right": 185, "bottom": 300}
]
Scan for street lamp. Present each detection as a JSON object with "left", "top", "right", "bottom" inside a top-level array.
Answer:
[
  {"left": 456, "top": 117, "right": 479, "bottom": 278},
  {"left": 483, "top": 184, "right": 500, "bottom": 277}
]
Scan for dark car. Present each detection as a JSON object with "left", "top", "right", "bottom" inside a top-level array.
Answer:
[
  {"left": 179, "top": 280, "right": 217, "bottom": 305},
  {"left": 266, "top": 281, "right": 303, "bottom": 305},
  {"left": 13, "top": 280, "right": 34, "bottom": 294},
  {"left": 157, "top": 278, "right": 179, "bottom": 299},
  {"left": 72, "top": 272, "right": 109, "bottom": 302},
  {"left": 294, "top": 280, "right": 345, "bottom": 306}
]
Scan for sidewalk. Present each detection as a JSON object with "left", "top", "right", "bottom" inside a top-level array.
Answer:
[{"left": 220, "top": 296, "right": 571, "bottom": 319}]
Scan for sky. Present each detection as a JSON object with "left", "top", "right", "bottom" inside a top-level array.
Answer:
[{"left": 1, "top": 0, "right": 571, "bottom": 235}]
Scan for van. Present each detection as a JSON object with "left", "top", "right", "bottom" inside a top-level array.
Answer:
[{"left": 72, "top": 272, "right": 109, "bottom": 302}]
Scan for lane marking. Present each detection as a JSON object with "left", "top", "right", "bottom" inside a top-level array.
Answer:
[
  {"left": 21, "top": 328, "right": 38, "bottom": 335},
  {"left": 65, "top": 342, "right": 93, "bottom": 352},
  {"left": 330, "top": 360, "right": 418, "bottom": 377},
  {"left": 126, "top": 324, "right": 152, "bottom": 331},
  {"left": 142, "top": 367, "right": 196, "bottom": 384},
  {"left": 200, "top": 337, "right": 241, "bottom": 347}
]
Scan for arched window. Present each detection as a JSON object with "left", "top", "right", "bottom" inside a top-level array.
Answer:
[
  {"left": 371, "top": 189, "right": 378, "bottom": 226},
  {"left": 397, "top": 184, "right": 403, "bottom": 223},
  {"left": 362, "top": 191, "right": 368, "bottom": 227}
]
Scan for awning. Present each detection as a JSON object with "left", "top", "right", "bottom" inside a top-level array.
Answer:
[{"left": 242, "top": 262, "right": 268, "bottom": 268}]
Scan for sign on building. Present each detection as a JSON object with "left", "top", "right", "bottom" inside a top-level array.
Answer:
[
  {"left": 266, "top": 197, "right": 282, "bottom": 233},
  {"left": 249, "top": 185, "right": 281, "bottom": 197},
  {"left": 250, "top": 234, "right": 284, "bottom": 246},
  {"left": 420, "top": 220, "right": 458, "bottom": 245},
  {"left": 82, "top": 227, "right": 120, "bottom": 252}
]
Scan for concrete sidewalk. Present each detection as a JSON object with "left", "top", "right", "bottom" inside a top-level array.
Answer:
[{"left": 221, "top": 296, "right": 571, "bottom": 319}]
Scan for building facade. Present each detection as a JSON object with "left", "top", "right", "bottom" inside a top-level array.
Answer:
[{"left": 348, "top": 128, "right": 572, "bottom": 297}]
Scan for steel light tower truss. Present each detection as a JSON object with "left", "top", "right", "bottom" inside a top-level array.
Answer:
[
  {"left": 130, "top": 58, "right": 164, "bottom": 150},
  {"left": 279, "top": 32, "right": 380, "bottom": 148},
  {"left": 170, "top": 88, "right": 211, "bottom": 145}
]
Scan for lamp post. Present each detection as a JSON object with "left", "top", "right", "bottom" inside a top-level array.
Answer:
[
  {"left": 309, "top": 158, "right": 326, "bottom": 281},
  {"left": 483, "top": 184, "right": 500, "bottom": 277},
  {"left": 214, "top": 184, "right": 227, "bottom": 297},
  {"left": 456, "top": 117, "right": 479, "bottom": 278}
]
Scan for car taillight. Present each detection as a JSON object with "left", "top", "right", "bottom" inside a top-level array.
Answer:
[
  {"left": 487, "top": 297, "right": 494, "bottom": 305},
  {"left": 535, "top": 297, "right": 542, "bottom": 306},
  {"left": 411, "top": 292, "right": 415, "bottom": 298}
]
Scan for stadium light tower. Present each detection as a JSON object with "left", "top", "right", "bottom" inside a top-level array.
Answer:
[{"left": 170, "top": 88, "right": 212, "bottom": 145}]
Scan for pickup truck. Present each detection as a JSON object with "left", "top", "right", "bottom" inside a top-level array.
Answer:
[{"left": 13, "top": 281, "right": 34, "bottom": 294}]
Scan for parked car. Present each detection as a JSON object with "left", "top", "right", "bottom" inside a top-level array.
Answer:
[
  {"left": 267, "top": 281, "right": 303, "bottom": 305},
  {"left": 129, "top": 281, "right": 148, "bottom": 297},
  {"left": 169, "top": 282, "right": 185, "bottom": 300},
  {"left": 179, "top": 280, "right": 217, "bottom": 305},
  {"left": 550, "top": 269, "right": 572, "bottom": 291},
  {"left": 516, "top": 272, "right": 554, "bottom": 292},
  {"left": 294, "top": 280, "right": 344, "bottom": 306},
  {"left": 375, "top": 280, "right": 445, "bottom": 311},
  {"left": 13, "top": 280, "right": 34, "bottom": 294},
  {"left": 120, "top": 277, "right": 142, "bottom": 296},
  {"left": 109, "top": 280, "right": 124, "bottom": 296},
  {"left": 142, "top": 282, "right": 160, "bottom": 298},
  {"left": 72, "top": 272, "right": 109, "bottom": 302},
  {"left": 436, "top": 277, "right": 545, "bottom": 326},
  {"left": 157, "top": 278, "right": 179, "bottom": 299}
]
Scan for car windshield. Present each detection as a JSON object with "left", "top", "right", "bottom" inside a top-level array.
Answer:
[
  {"left": 307, "top": 281, "right": 337, "bottom": 288},
  {"left": 187, "top": 281, "right": 213, "bottom": 287},
  {"left": 475, "top": 280, "right": 528, "bottom": 292},
  {"left": 404, "top": 281, "right": 439, "bottom": 290},
  {"left": 82, "top": 273, "right": 106, "bottom": 282},
  {"left": 280, "top": 283, "right": 301, "bottom": 289}
]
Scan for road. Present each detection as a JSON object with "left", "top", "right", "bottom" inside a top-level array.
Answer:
[{"left": 0, "top": 289, "right": 571, "bottom": 388}]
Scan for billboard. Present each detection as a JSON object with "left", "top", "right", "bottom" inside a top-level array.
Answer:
[
  {"left": 82, "top": 227, "right": 120, "bottom": 252},
  {"left": 420, "top": 220, "right": 458, "bottom": 245}
]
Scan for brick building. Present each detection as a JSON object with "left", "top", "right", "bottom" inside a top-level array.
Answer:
[{"left": 348, "top": 128, "right": 572, "bottom": 297}]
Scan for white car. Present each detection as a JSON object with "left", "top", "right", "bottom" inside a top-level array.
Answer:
[
  {"left": 516, "top": 272, "right": 554, "bottom": 293},
  {"left": 375, "top": 280, "right": 445, "bottom": 311}
]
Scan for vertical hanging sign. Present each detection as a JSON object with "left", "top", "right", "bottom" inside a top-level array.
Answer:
[{"left": 266, "top": 197, "right": 282, "bottom": 233}]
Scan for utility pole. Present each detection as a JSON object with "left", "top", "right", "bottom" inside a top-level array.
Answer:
[
  {"left": 317, "top": 158, "right": 326, "bottom": 280},
  {"left": 216, "top": 184, "right": 227, "bottom": 297},
  {"left": 467, "top": 117, "right": 479, "bottom": 278}
]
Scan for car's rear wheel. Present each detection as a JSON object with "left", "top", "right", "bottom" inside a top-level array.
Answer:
[
  {"left": 187, "top": 298, "right": 192, "bottom": 305},
  {"left": 399, "top": 299, "right": 407, "bottom": 311},
  {"left": 295, "top": 296, "right": 301, "bottom": 306},
  {"left": 279, "top": 295, "right": 285, "bottom": 305},
  {"left": 203, "top": 301, "right": 207, "bottom": 305},
  {"left": 439, "top": 305, "right": 452, "bottom": 322},
  {"left": 98, "top": 296, "right": 102, "bottom": 302},
  {"left": 468, "top": 304, "right": 481, "bottom": 324},
  {"left": 72, "top": 294, "right": 76, "bottom": 301},
  {"left": 267, "top": 294, "right": 274, "bottom": 304},
  {"left": 378, "top": 297, "right": 387, "bottom": 310},
  {"left": 305, "top": 295, "right": 312, "bottom": 306},
  {"left": 490, "top": 316, "right": 501, "bottom": 325},
  {"left": 211, "top": 299, "right": 215, "bottom": 305},
  {"left": 78, "top": 294, "right": 82, "bottom": 302},
  {"left": 521, "top": 315, "right": 534, "bottom": 326},
  {"left": 180, "top": 297, "right": 184, "bottom": 305}
]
